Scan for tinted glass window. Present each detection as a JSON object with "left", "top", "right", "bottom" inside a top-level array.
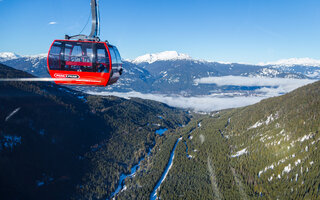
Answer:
[
  {"left": 96, "top": 43, "right": 108, "bottom": 61},
  {"left": 86, "top": 48, "right": 93, "bottom": 62},
  {"left": 64, "top": 46, "right": 72, "bottom": 61},
  {"left": 96, "top": 44, "right": 110, "bottom": 73},
  {"left": 82, "top": 43, "right": 94, "bottom": 63},
  {"left": 50, "top": 45, "right": 62, "bottom": 55},
  {"left": 97, "top": 48, "right": 107, "bottom": 63},
  {"left": 71, "top": 45, "right": 82, "bottom": 61},
  {"left": 64, "top": 47, "right": 72, "bottom": 57},
  {"left": 48, "top": 41, "right": 62, "bottom": 70},
  {"left": 63, "top": 42, "right": 94, "bottom": 72},
  {"left": 114, "top": 47, "right": 122, "bottom": 64},
  {"left": 49, "top": 41, "right": 109, "bottom": 73},
  {"left": 108, "top": 46, "right": 117, "bottom": 64}
]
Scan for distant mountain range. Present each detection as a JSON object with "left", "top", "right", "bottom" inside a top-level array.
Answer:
[
  {"left": 0, "top": 52, "right": 48, "bottom": 78},
  {"left": 1, "top": 51, "right": 320, "bottom": 97}
]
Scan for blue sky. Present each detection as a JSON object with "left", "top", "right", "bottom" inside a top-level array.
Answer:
[{"left": 0, "top": 0, "right": 320, "bottom": 63}]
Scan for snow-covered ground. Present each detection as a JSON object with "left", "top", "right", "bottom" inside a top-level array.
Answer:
[{"left": 248, "top": 113, "right": 279, "bottom": 130}]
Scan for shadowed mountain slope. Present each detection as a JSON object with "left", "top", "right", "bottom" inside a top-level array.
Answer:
[{"left": 0, "top": 64, "right": 190, "bottom": 199}]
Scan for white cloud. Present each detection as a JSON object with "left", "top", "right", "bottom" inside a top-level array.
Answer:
[
  {"left": 87, "top": 77, "right": 316, "bottom": 112},
  {"left": 48, "top": 22, "right": 57, "bottom": 25},
  {"left": 87, "top": 91, "right": 265, "bottom": 112},
  {"left": 194, "top": 76, "right": 315, "bottom": 88}
]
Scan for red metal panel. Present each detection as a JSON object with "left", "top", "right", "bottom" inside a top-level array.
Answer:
[{"left": 48, "top": 70, "right": 110, "bottom": 86}]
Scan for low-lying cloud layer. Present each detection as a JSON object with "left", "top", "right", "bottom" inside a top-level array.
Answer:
[
  {"left": 194, "top": 76, "right": 314, "bottom": 87},
  {"left": 88, "top": 76, "right": 317, "bottom": 112},
  {"left": 88, "top": 91, "right": 265, "bottom": 112}
]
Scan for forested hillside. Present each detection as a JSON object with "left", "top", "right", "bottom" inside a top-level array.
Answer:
[
  {"left": 117, "top": 80, "right": 320, "bottom": 199},
  {"left": 0, "top": 64, "right": 190, "bottom": 199},
  {"left": 1, "top": 63, "right": 320, "bottom": 200}
]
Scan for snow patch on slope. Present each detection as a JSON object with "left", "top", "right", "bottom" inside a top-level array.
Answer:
[
  {"left": 231, "top": 148, "right": 248, "bottom": 158},
  {"left": 248, "top": 113, "right": 278, "bottom": 130}
]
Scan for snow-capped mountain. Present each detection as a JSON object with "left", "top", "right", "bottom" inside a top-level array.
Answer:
[
  {"left": 258, "top": 58, "right": 320, "bottom": 67},
  {"left": 1, "top": 51, "right": 320, "bottom": 96},
  {"left": 0, "top": 52, "right": 20, "bottom": 62},
  {"left": 132, "top": 51, "right": 192, "bottom": 64},
  {"left": 1, "top": 53, "right": 49, "bottom": 78}
]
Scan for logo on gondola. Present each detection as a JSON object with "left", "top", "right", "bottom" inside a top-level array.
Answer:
[
  {"left": 66, "top": 74, "right": 80, "bottom": 79},
  {"left": 54, "top": 73, "right": 80, "bottom": 79}
]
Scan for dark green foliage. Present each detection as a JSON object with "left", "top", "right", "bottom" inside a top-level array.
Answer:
[
  {"left": 118, "top": 81, "right": 320, "bottom": 200},
  {"left": 0, "top": 64, "right": 190, "bottom": 200},
  {"left": 2, "top": 63, "right": 320, "bottom": 200}
]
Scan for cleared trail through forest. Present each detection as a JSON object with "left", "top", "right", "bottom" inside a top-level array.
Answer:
[
  {"left": 231, "top": 167, "right": 249, "bottom": 200},
  {"left": 207, "top": 157, "right": 222, "bottom": 200}
]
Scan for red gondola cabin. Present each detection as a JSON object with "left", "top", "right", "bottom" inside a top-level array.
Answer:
[{"left": 47, "top": 40, "right": 123, "bottom": 86}]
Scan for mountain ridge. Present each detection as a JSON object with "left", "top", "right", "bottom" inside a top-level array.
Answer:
[
  {"left": 1, "top": 51, "right": 320, "bottom": 102},
  {"left": 3, "top": 51, "right": 320, "bottom": 67},
  {"left": 132, "top": 51, "right": 192, "bottom": 64},
  {"left": 258, "top": 57, "right": 320, "bottom": 67}
]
